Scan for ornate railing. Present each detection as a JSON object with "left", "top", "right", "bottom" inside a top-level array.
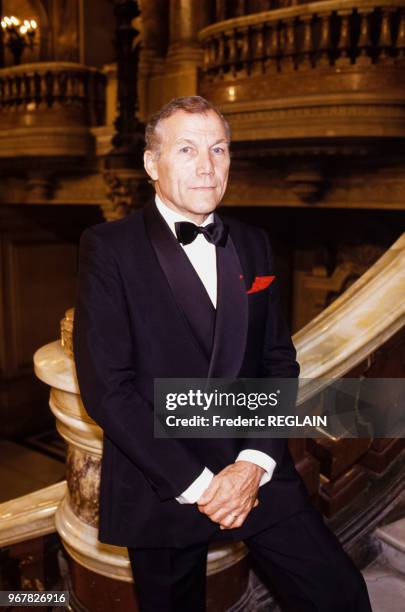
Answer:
[
  {"left": 199, "top": 1, "right": 405, "bottom": 141},
  {"left": 200, "top": 0, "right": 404, "bottom": 80},
  {"left": 0, "top": 62, "right": 106, "bottom": 128}
]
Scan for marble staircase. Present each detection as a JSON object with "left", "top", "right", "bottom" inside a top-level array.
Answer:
[{"left": 363, "top": 518, "right": 405, "bottom": 611}]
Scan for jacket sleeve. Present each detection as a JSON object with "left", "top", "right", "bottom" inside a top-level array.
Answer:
[
  {"left": 72, "top": 227, "right": 205, "bottom": 501},
  {"left": 239, "top": 229, "right": 299, "bottom": 466}
]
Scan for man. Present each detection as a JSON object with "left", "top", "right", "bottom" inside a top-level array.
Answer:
[{"left": 73, "top": 96, "right": 372, "bottom": 611}]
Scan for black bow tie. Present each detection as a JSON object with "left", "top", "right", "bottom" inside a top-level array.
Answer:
[{"left": 175, "top": 220, "right": 228, "bottom": 247}]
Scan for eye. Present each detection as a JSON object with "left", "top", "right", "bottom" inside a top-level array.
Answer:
[
  {"left": 179, "top": 146, "right": 192, "bottom": 154},
  {"left": 212, "top": 146, "right": 226, "bottom": 155}
]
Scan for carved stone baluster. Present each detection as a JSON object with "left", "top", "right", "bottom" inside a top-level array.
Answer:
[
  {"left": 5, "top": 77, "right": 11, "bottom": 108},
  {"left": 9, "top": 75, "right": 17, "bottom": 108},
  {"left": 356, "top": 9, "right": 372, "bottom": 66},
  {"left": 4, "top": 78, "right": 8, "bottom": 107},
  {"left": 65, "top": 73, "right": 73, "bottom": 105},
  {"left": 78, "top": 73, "right": 86, "bottom": 107},
  {"left": 238, "top": 26, "right": 250, "bottom": 77},
  {"left": 216, "top": 33, "right": 225, "bottom": 78},
  {"left": 76, "top": 72, "right": 82, "bottom": 108},
  {"left": 207, "top": 37, "right": 216, "bottom": 75},
  {"left": 336, "top": 10, "right": 352, "bottom": 67},
  {"left": 252, "top": 22, "right": 265, "bottom": 75},
  {"left": 265, "top": 22, "right": 279, "bottom": 73},
  {"left": 318, "top": 12, "right": 332, "bottom": 67},
  {"left": 227, "top": 29, "right": 238, "bottom": 77},
  {"left": 18, "top": 76, "right": 25, "bottom": 108},
  {"left": 33, "top": 72, "right": 41, "bottom": 109},
  {"left": 300, "top": 15, "right": 313, "bottom": 69},
  {"left": 70, "top": 73, "right": 78, "bottom": 106},
  {"left": 39, "top": 72, "right": 48, "bottom": 109},
  {"left": 281, "top": 18, "right": 296, "bottom": 71},
  {"left": 52, "top": 71, "right": 61, "bottom": 108},
  {"left": 15, "top": 75, "right": 22, "bottom": 109},
  {"left": 396, "top": 9, "right": 405, "bottom": 62},
  {"left": 203, "top": 40, "right": 211, "bottom": 73},
  {"left": 3, "top": 78, "right": 7, "bottom": 107},
  {"left": 26, "top": 73, "right": 34, "bottom": 107},
  {"left": 13, "top": 75, "right": 19, "bottom": 107},
  {"left": 378, "top": 7, "right": 394, "bottom": 64},
  {"left": 49, "top": 71, "right": 56, "bottom": 109},
  {"left": 85, "top": 71, "right": 93, "bottom": 122}
]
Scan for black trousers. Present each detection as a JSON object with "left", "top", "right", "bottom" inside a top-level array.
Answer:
[{"left": 127, "top": 508, "right": 372, "bottom": 612}]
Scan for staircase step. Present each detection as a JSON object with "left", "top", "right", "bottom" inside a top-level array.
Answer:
[
  {"left": 375, "top": 518, "right": 405, "bottom": 575},
  {"left": 363, "top": 560, "right": 405, "bottom": 612}
]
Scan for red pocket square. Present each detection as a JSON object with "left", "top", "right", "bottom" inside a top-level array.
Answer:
[{"left": 246, "top": 275, "right": 275, "bottom": 294}]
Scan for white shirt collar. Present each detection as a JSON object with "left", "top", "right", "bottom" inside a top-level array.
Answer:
[{"left": 155, "top": 194, "right": 214, "bottom": 237}]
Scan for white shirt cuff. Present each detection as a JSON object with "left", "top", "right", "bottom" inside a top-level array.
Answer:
[
  {"left": 235, "top": 449, "right": 277, "bottom": 486},
  {"left": 175, "top": 467, "right": 214, "bottom": 504}
]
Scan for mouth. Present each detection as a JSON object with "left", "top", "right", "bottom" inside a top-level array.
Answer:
[{"left": 190, "top": 187, "right": 216, "bottom": 190}]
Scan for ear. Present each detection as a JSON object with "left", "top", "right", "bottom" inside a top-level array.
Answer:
[{"left": 144, "top": 150, "right": 158, "bottom": 181}]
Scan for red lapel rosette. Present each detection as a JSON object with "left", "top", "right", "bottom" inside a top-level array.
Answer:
[{"left": 246, "top": 275, "right": 276, "bottom": 294}]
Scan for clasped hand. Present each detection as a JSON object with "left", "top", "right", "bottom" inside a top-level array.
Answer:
[{"left": 197, "top": 461, "right": 263, "bottom": 530}]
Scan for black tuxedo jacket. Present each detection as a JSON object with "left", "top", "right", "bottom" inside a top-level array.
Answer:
[{"left": 72, "top": 202, "right": 310, "bottom": 548}]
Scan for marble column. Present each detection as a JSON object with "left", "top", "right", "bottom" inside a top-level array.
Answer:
[
  {"left": 138, "top": 0, "right": 169, "bottom": 119},
  {"left": 156, "top": 0, "right": 209, "bottom": 101}
]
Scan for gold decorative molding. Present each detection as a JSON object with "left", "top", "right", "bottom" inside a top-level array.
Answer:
[
  {"left": 26, "top": 172, "right": 54, "bottom": 201},
  {"left": 61, "top": 308, "right": 74, "bottom": 359},
  {"left": 102, "top": 167, "right": 147, "bottom": 221},
  {"left": 0, "top": 126, "right": 96, "bottom": 159},
  {"left": 286, "top": 168, "right": 328, "bottom": 204}
]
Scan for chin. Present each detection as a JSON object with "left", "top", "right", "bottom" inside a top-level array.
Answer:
[{"left": 188, "top": 197, "right": 220, "bottom": 214}]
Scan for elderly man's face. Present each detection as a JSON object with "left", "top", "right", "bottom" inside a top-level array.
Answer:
[{"left": 144, "top": 110, "right": 230, "bottom": 223}]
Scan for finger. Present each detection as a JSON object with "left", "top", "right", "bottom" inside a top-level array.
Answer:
[
  {"left": 229, "top": 513, "right": 248, "bottom": 529},
  {"left": 197, "top": 497, "right": 227, "bottom": 516},
  {"left": 220, "top": 510, "right": 248, "bottom": 530},
  {"left": 218, "top": 499, "right": 257, "bottom": 529},
  {"left": 198, "top": 488, "right": 232, "bottom": 515},
  {"left": 197, "top": 480, "right": 220, "bottom": 505},
  {"left": 206, "top": 503, "right": 238, "bottom": 522},
  {"left": 219, "top": 512, "right": 239, "bottom": 529}
]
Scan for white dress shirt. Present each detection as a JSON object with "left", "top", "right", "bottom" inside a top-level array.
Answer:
[{"left": 155, "top": 195, "right": 276, "bottom": 503}]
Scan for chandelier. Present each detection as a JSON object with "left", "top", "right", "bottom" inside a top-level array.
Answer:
[{"left": 1, "top": 15, "right": 37, "bottom": 65}]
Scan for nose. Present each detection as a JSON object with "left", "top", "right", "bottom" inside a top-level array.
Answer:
[{"left": 196, "top": 149, "right": 214, "bottom": 176}]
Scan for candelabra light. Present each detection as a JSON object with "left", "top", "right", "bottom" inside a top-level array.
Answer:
[{"left": 1, "top": 15, "right": 37, "bottom": 65}]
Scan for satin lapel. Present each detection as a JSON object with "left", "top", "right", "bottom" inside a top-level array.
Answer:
[
  {"left": 143, "top": 202, "right": 215, "bottom": 362},
  {"left": 208, "top": 226, "right": 249, "bottom": 379}
]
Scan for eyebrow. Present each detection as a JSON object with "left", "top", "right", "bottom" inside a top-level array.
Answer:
[{"left": 174, "top": 137, "right": 230, "bottom": 146}]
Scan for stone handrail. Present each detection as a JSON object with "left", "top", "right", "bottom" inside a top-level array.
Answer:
[
  {"left": 0, "top": 62, "right": 106, "bottom": 127},
  {"left": 199, "top": 0, "right": 405, "bottom": 77},
  {"left": 0, "top": 481, "right": 66, "bottom": 547},
  {"left": 296, "top": 232, "right": 405, "bottom": 402}
]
